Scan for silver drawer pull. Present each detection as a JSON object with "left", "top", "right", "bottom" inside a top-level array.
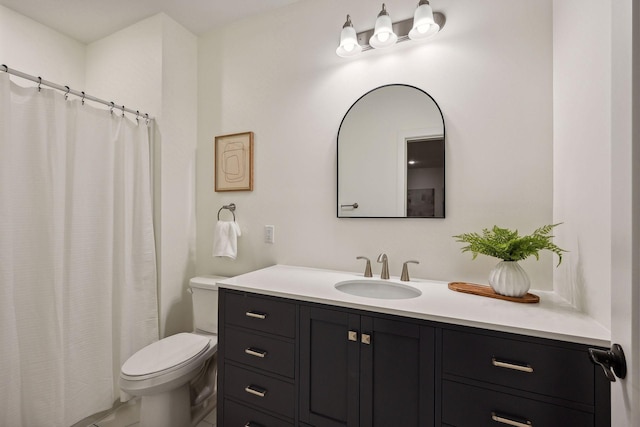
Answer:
[
  {"left": 245, "top": 422, "right": 264, "bottom": 427},
  {"left": 491, "top": 412, "right": 532, "bottom": 427},
  {"left": 245, "top": 311, "right": 267, "bottom": 320},
  {"left": 244, "top": 385, "right": 267, "bottom": 398},
  {"left": 245, "top": 347, "right": 267, "bottom": 358},
  {"left": 492, "top": 357, "right": 534, "bottom": 373}
]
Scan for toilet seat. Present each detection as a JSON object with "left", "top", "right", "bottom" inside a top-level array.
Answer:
[
  {"left": 120, "top": 332, "right": 218, "bottom": 398},
  {"left": 122, "top": 333, "right": 212, "bottom": 380}
]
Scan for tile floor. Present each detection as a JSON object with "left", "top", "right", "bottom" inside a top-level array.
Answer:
[{"left": 86, "top": 398, "right": 216, "bottom": 427}]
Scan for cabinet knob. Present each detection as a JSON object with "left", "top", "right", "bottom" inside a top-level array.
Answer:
[
  {"left": 588, "top": 343, "right": 627, "bottom": 382},
  {"left": 361, "top": 333, "right": 371, "bottom": 345},
  {"left": 348, "top": 330, "right": 358, "bottom": 341}
]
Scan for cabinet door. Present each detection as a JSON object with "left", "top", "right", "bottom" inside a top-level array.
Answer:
[
  {"left": 300, "top": 306, "right": 360, "bottom": 427},
  {"left": 360, "top": 316, "right": 435, "bottom": 427}
]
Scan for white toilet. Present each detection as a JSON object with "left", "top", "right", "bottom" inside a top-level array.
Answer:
[{"left": 120, "top": 276, "right": 224, "bottom": 427}]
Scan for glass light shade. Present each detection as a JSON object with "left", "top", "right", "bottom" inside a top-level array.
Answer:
[
  {"left": 369, "top": 13, "right": 397, "bottom": 49},
  {"left": 408, "top": 3, "right": 440, "bottom": 40},
  {"left": 336, "top": 23, "right": 362, "bottom": 57}
]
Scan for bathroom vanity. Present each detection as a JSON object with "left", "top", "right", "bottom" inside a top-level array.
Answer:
[{"left": 216, "top": 265, "right": 611, "bottom": 427}]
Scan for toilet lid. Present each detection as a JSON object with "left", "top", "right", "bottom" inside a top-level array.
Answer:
[{"left": 121, "top": 333, "right": 211, "bottom": 377}]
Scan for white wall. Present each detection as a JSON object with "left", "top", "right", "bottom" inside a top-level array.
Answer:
[
  {"left": 8, "top": 0, "right": 613, "bottom": 339},
  {"left": 157, "top": 18, "right": 199, "bottom": 336},
  {"left": 609, "top": 0, "right": 639, "bottom": 423},
  {"left": 0, "top": 4, "right": 85, "bottom": 88},
  {"left": 85, "top": 15, "right": 163, "bottom": 118},
  {"left": 552, "top": 0, "right": 611, "bottom": 328},
  {"left": 86, "top": 14, "right": 198, "bottom": 337},
  {"left": 197, "top": 0, "right": 555, "bottom": 288}
]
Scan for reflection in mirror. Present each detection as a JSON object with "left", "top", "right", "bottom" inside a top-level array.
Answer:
[{"left": 337, "top": 84, "right": 445, "bottom": 218}]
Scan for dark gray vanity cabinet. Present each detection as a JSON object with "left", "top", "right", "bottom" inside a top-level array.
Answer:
[
  {"left": 299, "top": 305, "right": 435, "bottom": 427},
  {"left": 218, "top": 288, "right": 610, "bottom": 427},
  {"left": 439, "top": 326, "right": 611, "bottom": 427},
  {"left": 218, "top": 290, "right": 298, "bottom": 426}
]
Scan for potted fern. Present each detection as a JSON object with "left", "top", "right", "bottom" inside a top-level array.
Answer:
[{"left": 453, "top": 224, "right": 566, "bottom": 297}]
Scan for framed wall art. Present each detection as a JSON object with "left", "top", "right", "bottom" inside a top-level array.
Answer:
[{"left": 214, "top": 131, "right": 254, "bottom": 192}]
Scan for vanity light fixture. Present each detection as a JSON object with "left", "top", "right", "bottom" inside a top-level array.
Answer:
[{"left": 336, "top": 1, "right": 446, "bottom": 57}]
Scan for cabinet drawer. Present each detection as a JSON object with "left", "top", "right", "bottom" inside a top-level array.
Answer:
[
  {"left": 225, "top": 364, "right": 295, "bottom": 418},
  {"left": 442, "top": 329, "right": 594, "bottom": 404},
  {"left": 225, "top": 327, "right": 295, "bottom": 378},
  {"left": 225, "top": 292, "right": 296, "bottom": 338},
  {"left": 442, "top": 380, "right": 594, "bottom": 427},
  {"left": 224, "top": 399, "right": 293, "bottom": 427}
]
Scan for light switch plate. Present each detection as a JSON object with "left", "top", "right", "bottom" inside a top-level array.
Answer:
[{"left": 264, "top": 225, "right": 275, "bottom": 244}]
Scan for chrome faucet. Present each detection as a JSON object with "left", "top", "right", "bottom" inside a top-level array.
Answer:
[{"left": 377, "top": 253, "right": 390, "bottom": 279}]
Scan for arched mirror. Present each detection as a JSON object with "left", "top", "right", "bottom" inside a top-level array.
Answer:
[{"left": 337, "top": 84, "right": 445, "bottom": 218}]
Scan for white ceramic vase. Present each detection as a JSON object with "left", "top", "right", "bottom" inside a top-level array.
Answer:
[{"left": 488, "top": 261, "right": 531, "bottom": 297}]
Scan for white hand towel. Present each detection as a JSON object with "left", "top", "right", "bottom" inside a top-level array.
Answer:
[{"left": 213, "top": 220, "right": 242, "bottom": 259}]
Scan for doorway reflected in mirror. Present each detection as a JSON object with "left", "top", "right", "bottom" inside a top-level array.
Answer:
[{"left": 406, "top": 137, "right": 444, "bottom": 217}]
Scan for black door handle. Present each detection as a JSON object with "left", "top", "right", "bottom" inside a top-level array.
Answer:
[{"left": 588, "top": 343, "right": 627, "bottom": 382}]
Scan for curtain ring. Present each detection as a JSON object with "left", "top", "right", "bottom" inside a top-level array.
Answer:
[
  {"left": 1, "top": 64, "right": 8, "bottom": 72},
  {"left": 81, "top": 91, "right": 85, "bottom": 105},
  {"left": 64, "top": 86, "right": 70, "bottom": 100},
  {"left": 121, "top": 105, "right": 125, "bottom": 118},
  {"left": 136, "top": 110, "right": 140, "bottom": 124},
  {"left": 145, "top": 113, "right": 149, "bottom": 126},
  {"left": 110, "top": 102, "right": 115, "bottom": 115},
  {"left": 37, "top": 77, "right": 42, "bottom": 92}
]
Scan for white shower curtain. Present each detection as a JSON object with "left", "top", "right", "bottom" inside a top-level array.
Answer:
[{"left": 0, "top": 73, "right": 159, "bottom": 427}]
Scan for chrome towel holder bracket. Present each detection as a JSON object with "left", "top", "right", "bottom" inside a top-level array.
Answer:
[{"left": 217, "top": 203, "right": 236, "bottom": 221}]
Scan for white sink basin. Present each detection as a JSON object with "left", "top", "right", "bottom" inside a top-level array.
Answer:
[{"left": 335, "top": 280, "right": 422, "bottom": 300}]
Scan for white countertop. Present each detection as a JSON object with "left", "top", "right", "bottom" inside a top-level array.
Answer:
[{"left": 217, "top": 264, "right": 611, "bottom": 347}]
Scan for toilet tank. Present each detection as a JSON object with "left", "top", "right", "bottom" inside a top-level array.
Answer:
[{"left": 190, "top": 276, "right": 227, "bottom": 334}]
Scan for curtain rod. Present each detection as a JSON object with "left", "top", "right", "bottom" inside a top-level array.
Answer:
[{"left": 1, "top": 64, "right": 154, "bottom": 123}]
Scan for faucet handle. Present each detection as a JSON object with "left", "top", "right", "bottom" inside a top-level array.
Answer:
[
  {"left": 356, "top": 256, "right": 373, "bottom": 277},
  {"left": 400, "top": 260, "right": 419, "bottom": 281}
]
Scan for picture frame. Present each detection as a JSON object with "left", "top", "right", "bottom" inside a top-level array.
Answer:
[{"left": 214, "top": 131, "right": 254, "bottom": 192}]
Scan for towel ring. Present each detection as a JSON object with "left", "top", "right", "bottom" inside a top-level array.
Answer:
[{"left": 217, "top": 203, "right": 236, "bottom": 221}]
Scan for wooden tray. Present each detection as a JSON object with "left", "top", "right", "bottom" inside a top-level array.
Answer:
[{"left": 448, "top": 282, "right": 540, "bottom": 303}]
